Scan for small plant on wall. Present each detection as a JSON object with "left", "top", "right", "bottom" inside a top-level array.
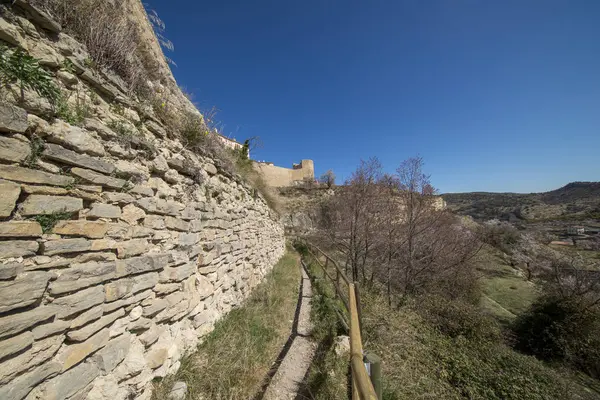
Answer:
[{"left": 0, "top": 45, "right": 59, "bottom": 104}]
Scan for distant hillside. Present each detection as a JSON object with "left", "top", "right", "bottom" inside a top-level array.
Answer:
[{"left": 442, "top": 182, "right": 600, "bottom": 221}]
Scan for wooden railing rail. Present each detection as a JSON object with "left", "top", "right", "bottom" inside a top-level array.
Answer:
[{"left": 296, "top": 238, "right": 379, "bottom": 400}]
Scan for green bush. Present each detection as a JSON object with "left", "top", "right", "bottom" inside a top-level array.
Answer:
[
  {"left": 419, "top": 295, "right": 502, "bottom": 343},
  {"left": 513, "top": 296, "right": 600, "bottom": 378},
  {"left": 433, "top": 339, "right": 575, "bottom": 400},
  {"left": 0, "top": 45, "right": 59, "bottom": 103}
]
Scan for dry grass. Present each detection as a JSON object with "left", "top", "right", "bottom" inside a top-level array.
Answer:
[
  {"left": 31, "top": 0, "right": 150, "bottom": 93},
  {"left": 151, "top": 250, "right": 300, "bottom": 400}
]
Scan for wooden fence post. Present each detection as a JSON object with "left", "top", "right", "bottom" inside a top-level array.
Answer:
[{"left": 365, "top": 353, "right": 382, "bottom": 399}]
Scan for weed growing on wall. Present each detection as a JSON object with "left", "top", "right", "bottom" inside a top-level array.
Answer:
[
  {"left": 56, "top": 91, "right": 93, "bottom": 126},
  {"left": 34, "top": 211, "right": 73, "bottom": 233},
  {"left": 0, "top": 45, "right": 59, "bottom": 104}
]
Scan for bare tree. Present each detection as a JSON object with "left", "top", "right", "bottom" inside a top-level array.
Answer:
[
  {"left": 318, "top": 156, "right": 480, "bottom": 305},
  {"left": 320, "top": 158, "right": 383, "bottom": 283},
  {"left": 319, "top": 170, "right": 336, "bottom": 188}
]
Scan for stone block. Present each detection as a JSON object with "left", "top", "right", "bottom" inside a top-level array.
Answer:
[
  {"left": 0, "top": 306, "right": 56, "bottom": 339},
  {"left": 165, "top": 216, "right": 190, "bottom": 232},
  {"left": 116, "top": 238, "right": 149, "bottom": 259},
  {"left": 178, "top": 233, "right": 200, "bottom": 248},
  {"left": 0, "top": 262, "right": 22, "bottom": 279},
  {"left": 130, "top": 184, "right": 154, "bottom": 197},
  {"left": 49, "top": 261, "right": 115, "bottom": 295},
  {"left": 103, "top": 192, "right": 135, "bottom": 204},
  {"left": 69, "top": 307, "right": 103, "bottom": 330},
  {"left": 143, "top": 214, "right": 165, "bottom": 229},
  {"left": 32, "top": 319, "right": 70, "bottom": 340},
  {"left": 0, "top": 271, "right": 49, "bottom": 313},
  {"left": 104, "top": 272, "right": 158, "bottom": 302},
  {"left": 0, "top": 103, "right": 28, "bottom": 133},
  {"left": 60, "top": 327, "right": 110, "bottom": 371},
  {"left": 139, "top": 324, "right": 159, "bottom": 347},
  {"left": 153, "top": 282, "right": 180, "bottom": 295},
  {"left": 113, "top": 339, "right": 145, "bottom": 380},
  {"left": 0, "top": 179, "right": 20, "bottom": 217},
  {"left": 135, "top": 197, "right": 183, "bottom": 216},
  {"left": 0, "top": 361, "right": 61, "bottom": 400},
  {"left": 0, "top": 334, "right": 63, "bottom": 385},
  {"left": 45, "top": 361, "right": 100, "bottom": 399},
  {"left": 0, "top": 165, "right": 74, "bottom": 186},
  {"left": 0, "top": 330, "right": 33, "bottom": 360},
  {"left": 90, "top": 238, "right": 117, "bottom": 251},
  {"left": 21, "top": 195, "right": 83, "bottom": 216},
  {"left": 159, "top": 263, "right": 196, "bottom": 283},
  {"left": 197, "top": 275, "right": 215, "bottom": 299},
  {"left": 21, "top": 184, "right": 68, "bottom": 195},
  {"left": 0, "top": 135, "right": 31, "bottom": 163},
  {"left": 92, "top": 333, "right": 131, "bottom": 373},
  {"left": 0, "top": 240, "right": 39, "bottom": 259},
  {"left": 42, "top": 238, "right": 91, "bottom": 255},
  {"left": 53, "top": 285, "right": 104, "bottom": 319},
  {"left": 103, "top": 289, "right": 153, "bottom": 314},
  {"left": 114, "top": 159, "right": 150, "bottom": 182},
  {"left": 145, "top": 347, "right": 168, "bottom": 369},
  {"left": 67, "top": 308, "right": 125, "bottom": 342},
  {"left": 84, "top": 118, "right": 117, "bottom": 139},
  {"left": 88, "top": 202, "right": 122, "bottom": 218},
  {"left": 121, "top": 204, "right": 146, "bottom": 225},
  {"left": 45, "top": 120, "right": 105, "bottom": 156},
  {"left": 115, "top": 253, "right": 169, "bottom": 278},
  {"left": 0, "top": 221, "right": 42, "bottom": 237},
  {"left": 71, "top": 167, "right": 129, "bottom": 190},
  {"left": 128, "top": 316, "right": 152, "bottom": 331},
  {"left": 43, "top": 143, "right": 114, "bottom": 174},
  {"left": 52, "top": 220, "right": 109, "bottom": 238},
  {"left": 142, "top": 298, "right": 168, "bottom": 318}
]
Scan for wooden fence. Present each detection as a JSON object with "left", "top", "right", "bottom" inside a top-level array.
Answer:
[{"left": 296, "top": 238, "right": 380, "bottom": 400}]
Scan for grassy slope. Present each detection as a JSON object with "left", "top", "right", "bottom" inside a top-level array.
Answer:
[
  {"left": 361, "top": 292, "right": 599, "bottom": 400},
  {"left": 302, "top": 247, "right": 600, "bottom": 400},
  {"left": 476, "top": 246, "right": 539, "bottom": 323},
  {"left": 152, "top": 250, "right": 300, "bottom": 400}
]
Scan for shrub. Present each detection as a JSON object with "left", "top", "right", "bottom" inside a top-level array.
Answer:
[
  {"left": 0, "top": 45, "right": 59, "bottom": 103},
  {"left": 419, "top": 295, "right": 502, "bottom": 343},
  {"left": 512, "top": 295, "right": 600, "bottom": 378},
  {"left": 56, "top": 91, "right": 92, "bottom": 126},
  {"left": 480, "top": 220, "right": 521, "bottom": 253}
]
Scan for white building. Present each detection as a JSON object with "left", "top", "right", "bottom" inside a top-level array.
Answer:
[{"left": 567, "top": 226, "right": 585, "bottom": 235}]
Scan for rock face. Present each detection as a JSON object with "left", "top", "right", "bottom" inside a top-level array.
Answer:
[{"left": 0, "top": 4, "right": 286, "bottom": 400}]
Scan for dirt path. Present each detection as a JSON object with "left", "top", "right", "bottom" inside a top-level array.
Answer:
[{"left": 262, "top": 265, "right": 316, "bottom": 400}]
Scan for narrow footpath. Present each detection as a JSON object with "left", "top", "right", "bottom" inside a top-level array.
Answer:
[{"left": 262, "top": 264, "right": 317, "bottom": 400}]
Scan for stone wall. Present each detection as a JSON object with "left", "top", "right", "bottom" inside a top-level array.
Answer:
[
  {"left": 0, "top": 3, "right": 285, "bottom": 400},
  {"left": 253, "top": 159, "right": 315, "bottom": 187}
]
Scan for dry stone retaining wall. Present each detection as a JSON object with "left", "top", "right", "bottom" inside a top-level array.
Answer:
[{"left": 0, "top": 3, "right": 285, "bottom": 399}]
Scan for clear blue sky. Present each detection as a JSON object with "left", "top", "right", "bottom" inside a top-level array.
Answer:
[{"left": 145, "top": 0, "right": 600, "bottom": 193}]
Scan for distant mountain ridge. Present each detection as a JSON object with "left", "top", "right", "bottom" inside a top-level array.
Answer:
[{"left": 442, "top": 182, "right": 600, "bottom": 221}]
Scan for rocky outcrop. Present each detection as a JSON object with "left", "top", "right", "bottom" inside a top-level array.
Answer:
[{"left": 0, "top": 4, "right": 285, "bottom": 400}]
